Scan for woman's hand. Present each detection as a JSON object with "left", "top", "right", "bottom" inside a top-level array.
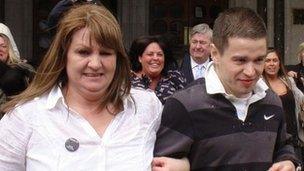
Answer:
[
  {"left": 288, "top": 71, "right": 298, "bottom": 78},
  {"left": 268, "top": 160, "right": 295, "bottom": 171},
  {"left": 152, "top": 157, "right": 190, "bottom": 171}
]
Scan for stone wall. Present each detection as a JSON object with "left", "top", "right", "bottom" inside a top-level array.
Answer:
[
  {"left": 285, "top": 0, "right": 304, "bottom": 64},
  {"left": 5, "top": 0, "right": 33, "bottom": 61}
]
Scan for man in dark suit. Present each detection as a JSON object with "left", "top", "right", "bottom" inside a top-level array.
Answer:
[{"left": 180, "top": 23, "right": 212, "bottom": 84}]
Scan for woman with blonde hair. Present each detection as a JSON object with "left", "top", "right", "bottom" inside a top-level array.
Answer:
[
  {"left": 0, "top": 33, "right": 34, "bottom": 109},
  {"left": 0, "top": 23, "right": 20, "bottom": 58},
  {"left": 0, "top": 33, "right": 22, "bottom": 64},
  {"left": 287, "top": 42, "right": 304, "bottom": 92},
  {"left": 0, "top": 4, "right": 188, "bottom": 170}
]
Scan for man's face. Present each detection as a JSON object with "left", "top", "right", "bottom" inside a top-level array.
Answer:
[
  {"left": 212, "top": 37, "right": 267, "bottom": 98},
  {"left": 189, "top": 33, "right": 211, "bottom": 64}
]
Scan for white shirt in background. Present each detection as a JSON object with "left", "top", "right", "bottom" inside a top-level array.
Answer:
[{"left": 191, "top": 57, "right": 210, "bottom": 80}]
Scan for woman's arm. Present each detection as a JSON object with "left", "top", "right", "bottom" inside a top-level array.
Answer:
[{"left": 0, "top": 110, "right": 32, "bottom": 170}]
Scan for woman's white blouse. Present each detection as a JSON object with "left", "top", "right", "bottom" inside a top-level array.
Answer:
[{"left": 0, "top": 86, "right": 163, "bottom": 171}]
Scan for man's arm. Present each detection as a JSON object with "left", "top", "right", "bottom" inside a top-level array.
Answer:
[
  {"left": 271, "top": 114, "right": 301, "bottom": 170},
  {"left": 154, "top": 97, "right": 194, "bottom": 158}
]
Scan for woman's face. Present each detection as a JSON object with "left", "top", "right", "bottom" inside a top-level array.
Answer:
[
  {"left": 65, "top": 27, "right": 117, "bottom": 99},
  {"left": 300, "top": 50, "right": 304, "bottom": 62},
  {"left": 0, "top": 36, "right": 9, "bottom": 63},
  {"left": 264, "top": 52, "right": 280, "bottom": 77},
  {"left": 139, "top": 42, "right": 165, "bottom": 78}
]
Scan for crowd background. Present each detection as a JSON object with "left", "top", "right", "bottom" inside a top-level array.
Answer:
[{"left": 0, "top": 1, "right": 304, "bottom": 170}]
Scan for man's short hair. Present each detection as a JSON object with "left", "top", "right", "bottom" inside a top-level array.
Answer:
[
  {"left": 189, "top": 23, "right": 213, "bottom": 41},
  {"left": 213, "top": 7, "right": 267, "bottom": 54}
]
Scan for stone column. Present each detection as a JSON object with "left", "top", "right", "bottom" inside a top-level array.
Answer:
[
  {"left": 117, "top": 0, "right": 149, "bottom": 50},
  {"left": 5, "top": 0, "right": 33, "bottom": 61}
]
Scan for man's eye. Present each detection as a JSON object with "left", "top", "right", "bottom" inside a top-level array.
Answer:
[
  {"left": 236, "top": 58, "right": 246, "bottom": 63},
  {"left": 256, "top": 58, "right": 265, "bottom": 63}
]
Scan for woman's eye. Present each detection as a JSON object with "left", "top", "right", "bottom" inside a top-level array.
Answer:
[
  {"left": 78, "top": 50, "right": 90, "bottom": 56},
  {"left": 100, "top": 51, "right": 112, "bottom": 56}
]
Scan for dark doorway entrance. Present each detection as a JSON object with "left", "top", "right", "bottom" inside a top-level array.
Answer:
[
  {"left": 0, "top": 0, "right": 4, "bottom": 22},
  {"left": 149, "top": 0, "right": 228, "bottom": 62}
]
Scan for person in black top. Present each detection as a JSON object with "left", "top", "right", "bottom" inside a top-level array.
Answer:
[{"left": 263, "top": 47, "right": 304, "bottom": 161}]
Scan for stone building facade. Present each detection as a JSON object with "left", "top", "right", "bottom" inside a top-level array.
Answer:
[{"left": 1, "top": 0, "right": 304, "bottom": 66}]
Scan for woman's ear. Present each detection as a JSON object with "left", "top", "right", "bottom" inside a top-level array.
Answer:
[
  {"left": 138, "top": 56, "right": 142, "bottom": 63},
  {"left": 210, "top": 44, "right": 220, "bottom": 64}
]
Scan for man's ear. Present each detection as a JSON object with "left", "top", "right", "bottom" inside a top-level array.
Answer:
[{"left": 210, "top": 44, "right": 220, "bottom": 64}]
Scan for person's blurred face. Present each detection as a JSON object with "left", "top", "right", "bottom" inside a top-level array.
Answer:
[
  {"left": 300, "top": 50, "right": 304, "bottom": 62},
  {"left": 139, "top": 42, "right": 164, "bottom": 78},
  {"left": 189, "top": 33, "right": 211, "bottom": 64},
  {"left": 66, "top": 27, "right": 116, "bottom": 99},
  {"left": 264, "top": 52, "right": 280, "bottom": 77},
  {"left": 0, "top": 36, "right": 9, "bottom": 63},
  {"left": 212, "top": 37, "right": 267, "bottom": 98}
]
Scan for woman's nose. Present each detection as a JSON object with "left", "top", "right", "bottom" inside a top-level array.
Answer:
[{"left": 88, "top": 55, "right": 102, "bottom": 69}]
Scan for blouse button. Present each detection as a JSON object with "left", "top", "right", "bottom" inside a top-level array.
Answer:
[{"left": 65, "top": 138, "right": 79, "bottom": 152}]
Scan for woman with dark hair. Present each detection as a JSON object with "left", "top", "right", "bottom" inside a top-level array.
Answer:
[
  {"left": 263, "top": 47, "right": 304, "bottom": 161},
  {"left": 129, "top": 35, "right": 186, "bottom": 104}
]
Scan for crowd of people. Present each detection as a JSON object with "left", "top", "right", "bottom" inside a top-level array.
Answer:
[{"left": 0, "top": 1, "right": 304, "bottom": 171}]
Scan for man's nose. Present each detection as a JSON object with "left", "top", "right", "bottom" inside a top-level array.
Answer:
[
  {"left": 195, "top": 43, "right": 202, "bottom": 48},
  {"left": 243, "top": 63, "right": 256, "bottom": 77}
]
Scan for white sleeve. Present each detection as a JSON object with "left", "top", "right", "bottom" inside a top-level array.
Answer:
[
  {"left": 0, "top": 110, "right": 32, "bottom": 171},
  {"left": 154, "top": 98, "right": 163, "bottom": 132}
]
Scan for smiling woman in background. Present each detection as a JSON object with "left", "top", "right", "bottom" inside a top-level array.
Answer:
[
  {"left": 129, "top": 35, "right": 186, "bottom": 104},
  {"left": 263, "top": 47, "right": 304, "bottom": 161}
]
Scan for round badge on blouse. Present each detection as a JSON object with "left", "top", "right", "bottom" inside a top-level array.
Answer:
[{"left": 65, "top": 138, "right": 79, "bottom": 152}]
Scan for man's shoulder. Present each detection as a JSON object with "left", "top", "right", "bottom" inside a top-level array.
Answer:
[
  {"left": 180, "top": 53, "right": 191, "bottom": 67},
  {"left": 174, "top": 78, "right": 205, "bottom": 95},
  {"left": 169, "top": 78, "right": 208, "bottom": 110},
  {"left": 262, "top": 89, "right": 283, "bottom": 108}
]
